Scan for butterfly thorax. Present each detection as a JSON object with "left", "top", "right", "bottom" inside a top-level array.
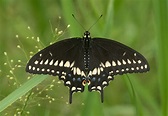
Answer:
[{"left": 83, "top": 31, "right": 91, "bottom": 49}]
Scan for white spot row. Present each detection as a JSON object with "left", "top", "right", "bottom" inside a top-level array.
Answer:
[
  {"left": 101, "top": 59, "right": 143, "bottom": 68},
  {"left": 107, "top": 64, "right": 148, "bottom": 74},
  {"left": 91, "top": 86, "right": 102, "bottom": 91},
  {"left": 33, "top": 59, "right": 75, "bottom": 68},
  {"left": 71, "top": 67, "right": 86, "bottom": 76},
  {"left": 71, "top": 87, "right": 82, "bottom": 91},
  {"left": 87, "top": 62, "right": 147, "bottom": 76},
  {"left": 88, "top": 67, "right": 102, "bottom": 76},
  {"left": 28, "top": 65, "right": 61, "bottom": 74}
]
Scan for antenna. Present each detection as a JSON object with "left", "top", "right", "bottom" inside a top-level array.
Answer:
[
  {"left": 88, "top": 15, "right": 102, "bottom": 31},
  {"left": 72, "top": 14, "right": 103, "bottom": 31},
  {"left": 72, "top": 14, "right": 86, "bottom": 31}
]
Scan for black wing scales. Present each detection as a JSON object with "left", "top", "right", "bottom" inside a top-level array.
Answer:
[
  {"left": 26, "top": 38, "right": 86, "bottom": 103},
  {"left": 87, "top": 38, "right": 149, "bottom": 102}
]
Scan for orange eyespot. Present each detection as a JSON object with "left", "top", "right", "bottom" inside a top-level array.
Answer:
[
  {"left": 82, "top": 80, "right": 91, "bottom": 86},
  {"left": 82, "top": 80, "right": 86, "bottom": 86},
  {"left": 87, "top": 80, "right": 91, "bottom": 85}
]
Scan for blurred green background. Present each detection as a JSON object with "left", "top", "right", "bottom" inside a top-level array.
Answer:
[{"left": 0, "top": 0, "right": 168, "bottom": 116}]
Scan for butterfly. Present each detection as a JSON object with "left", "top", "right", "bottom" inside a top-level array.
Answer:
[{"left": 26, "top": 30, "right": 150, "bottom": 104}]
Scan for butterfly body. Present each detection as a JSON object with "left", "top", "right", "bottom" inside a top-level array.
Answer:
[{"left": 26, "top": 31, "right": 149, "bottom": 104}]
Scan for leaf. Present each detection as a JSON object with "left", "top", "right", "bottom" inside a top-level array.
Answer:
[{"left": 0, "top": 75, "right": 47, "bottom": 112}]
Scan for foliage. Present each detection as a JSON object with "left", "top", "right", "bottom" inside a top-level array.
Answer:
[{"left": 0, "top": 0, "right": 166, "bottom": 116}]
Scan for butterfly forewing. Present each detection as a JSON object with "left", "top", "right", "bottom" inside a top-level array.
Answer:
[{"left": 91, "top": 38, "right": 150, "bottom": 74}]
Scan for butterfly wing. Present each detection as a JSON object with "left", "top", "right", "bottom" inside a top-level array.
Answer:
[
  {"left": 87, "top": 38, "right": 150, "bottom": 102},
  {"left": 26, "top": 38, "right": 85, "bottom": 103}
]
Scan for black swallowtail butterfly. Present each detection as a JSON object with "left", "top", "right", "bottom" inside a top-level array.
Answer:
[{"left": 26, "top": 31, "right": 150, "bottom": 104}]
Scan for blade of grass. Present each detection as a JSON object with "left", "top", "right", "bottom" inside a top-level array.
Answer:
[
  {"left": 103, "top": 0, "right": 114, "bottom": 37},
  {"left": 124, "top": 74, "right": 160, "bottom": 116},
  {"left": 81, "top": 85, "right": 104, "bottom": 116},
  {"left": 154, "top": 0, "right": 168, "bottom": 116},
  {"left": 0, "top": 75, "right": 47, "bottom": 112},
  {"left": 123, "top": 75, "right": 143, "bottom": 116}
]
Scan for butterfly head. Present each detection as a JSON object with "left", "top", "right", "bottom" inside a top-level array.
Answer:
[{"left": 83, "top": 31, "right": 91, "bottom": 39}]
